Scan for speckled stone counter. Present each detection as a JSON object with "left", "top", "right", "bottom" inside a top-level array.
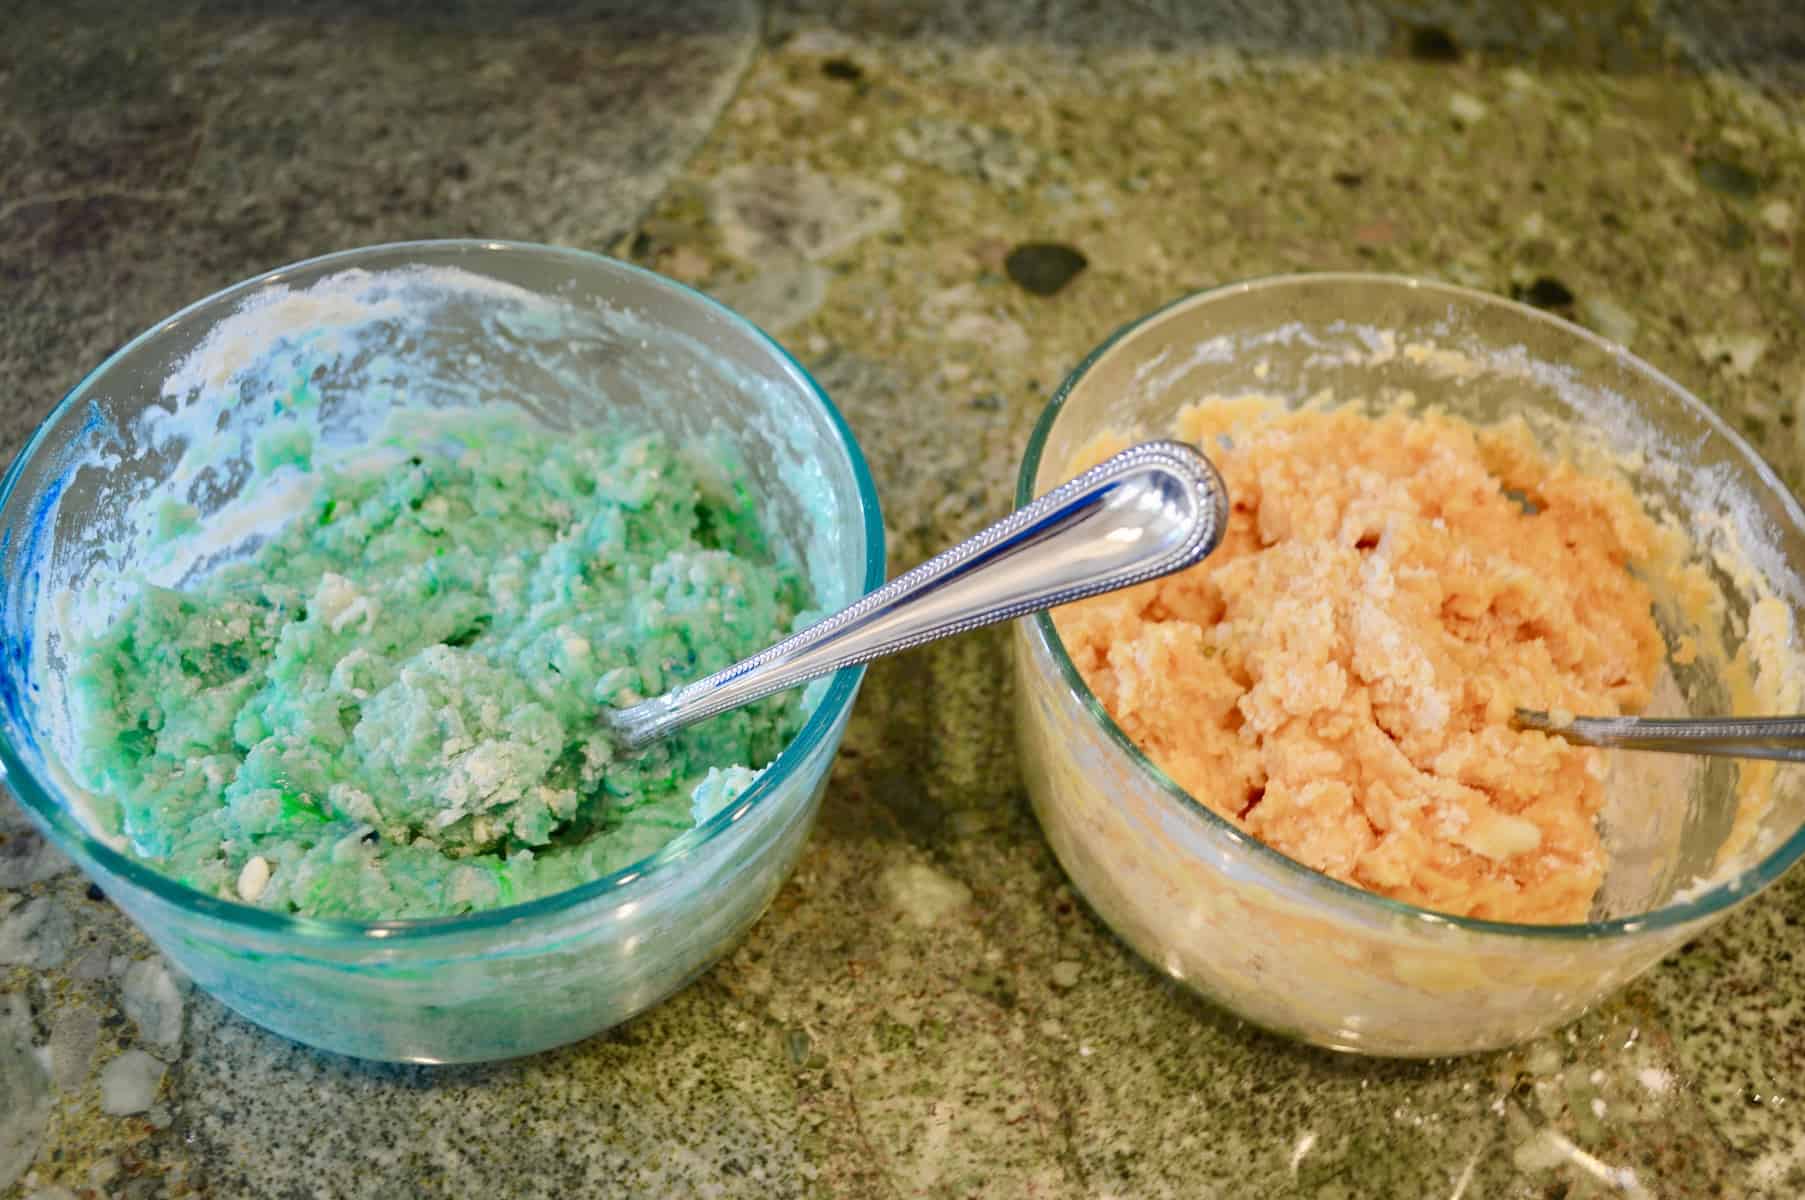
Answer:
[{"left": 4, "top": 2, "right": 1804, "bottom": 1196}]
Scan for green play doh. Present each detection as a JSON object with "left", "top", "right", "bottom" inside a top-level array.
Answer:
[{"left": 70, "top": 413, "right": 812, "bottom": 920}]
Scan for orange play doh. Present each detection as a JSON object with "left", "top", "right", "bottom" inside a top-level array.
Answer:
[{"left": 1053, "top": 401, "right": 1667, "bottom": 923}]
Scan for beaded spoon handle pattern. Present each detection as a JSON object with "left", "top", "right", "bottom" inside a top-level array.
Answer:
[{"left": 605, "top": 440, "right": 1229, "bottom": 751}]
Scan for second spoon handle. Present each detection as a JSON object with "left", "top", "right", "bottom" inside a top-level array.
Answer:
[
  {"left": 1514, "top": 709, "right": 1805, "bottom": 764},
  {"left": 605, "top": 439, "right": 1230, "bottom": 750}
]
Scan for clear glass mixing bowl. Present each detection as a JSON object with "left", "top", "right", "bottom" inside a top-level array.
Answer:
[
  {"left": 0, "top": 240, "right": 884, "bottom": 1063},
  {"left": 1014, "top": 274, "right": 1805, "bottom": 1057}
]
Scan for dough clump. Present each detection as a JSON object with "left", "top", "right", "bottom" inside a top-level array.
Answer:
[
  {"left": 72, "top": 415, "right": 810, "bottom": 919},
  {"left": 1055, "top": 403, "right": 1664, "bottom": 923}
]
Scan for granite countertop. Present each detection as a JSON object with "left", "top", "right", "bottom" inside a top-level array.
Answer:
[{"left": 4, "top": 2, "right": 1804, "bottom": 1196}]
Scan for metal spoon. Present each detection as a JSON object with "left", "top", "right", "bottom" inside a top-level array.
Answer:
[
  {"left": 1513, "top": 709, "right": 1805, "bottom": 764},
  {"left": 604, "top": 440, "right": 1229, "bottom": 751}
]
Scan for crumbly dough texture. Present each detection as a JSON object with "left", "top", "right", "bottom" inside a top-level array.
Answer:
[
  {"left": 1054, "top": 401, "right": 1666, "bottom": 923},
  {"left": 72, "top": 415, "right": 810, "bottom": 919}
]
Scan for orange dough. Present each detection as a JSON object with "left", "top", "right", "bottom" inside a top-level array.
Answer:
[{"left": 1053, "top": 404, "right": 1666, "bottom": 923}]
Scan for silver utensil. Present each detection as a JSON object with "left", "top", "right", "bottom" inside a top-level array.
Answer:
[
  {"left": 605, "top": 439, "right": 1230, "bottom": 751},
  {"left": 1513, "top": 709, "right": 1805, "bottom": 764}
]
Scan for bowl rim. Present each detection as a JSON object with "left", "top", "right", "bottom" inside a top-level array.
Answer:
[
  {"left": 1017, "top": 269, "right": 1805, "bottom": 940},
  {"left": 0, "top": 237, "right": 887, "bottom": 943}
]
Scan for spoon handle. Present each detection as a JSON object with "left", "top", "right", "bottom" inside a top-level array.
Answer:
[
  {"left": 605, "top": 439, "right": 1229, "bottom": 750},
  {"left": 1514, "top": 709, "right": 1805, "bottom": 764}
]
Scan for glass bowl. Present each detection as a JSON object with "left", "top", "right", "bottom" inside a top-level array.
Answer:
[
  {"left": 0, "top": 240, "right": 884, "bottom": 1063},
  {"left": 1014, "top": 273, "right": 1805, "bottom": 1057}
]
